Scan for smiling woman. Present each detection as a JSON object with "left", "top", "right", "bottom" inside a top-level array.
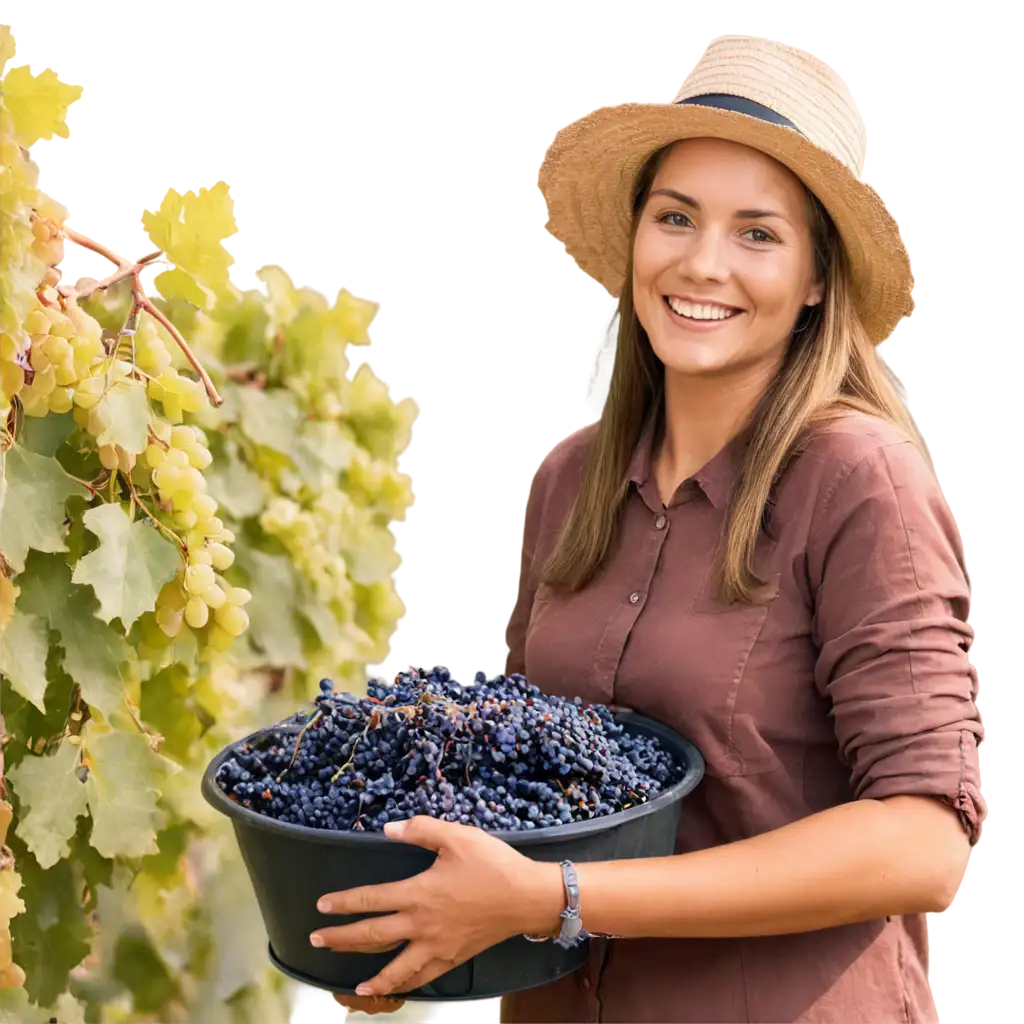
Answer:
[{"left": 322, "top": 34, "right": 985, "bottom": 1024}]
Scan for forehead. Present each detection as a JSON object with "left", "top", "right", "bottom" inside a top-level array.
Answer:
[{"left": 651, "top": 138, "right": 808, "bottom": 210}]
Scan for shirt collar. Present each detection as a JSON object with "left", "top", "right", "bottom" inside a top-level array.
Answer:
[{"left": 628, "top": 408, "right": 751, "bottom": 510}]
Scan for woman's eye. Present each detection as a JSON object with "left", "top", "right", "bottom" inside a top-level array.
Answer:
[
  {"left": 744, "top": 227, "right": 776, "bottom": 243},
  {"left": 658, "top": 211, "right": 692, "bottom": 228}
]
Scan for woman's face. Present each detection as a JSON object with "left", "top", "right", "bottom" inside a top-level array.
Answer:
[{"left": 632, "top": 137, "right": 824, "bottom": 382}]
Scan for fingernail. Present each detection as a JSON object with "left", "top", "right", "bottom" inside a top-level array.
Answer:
[
  {"left": 355, "top": 984, "right": 373, "bottom": 996},
  {"left": 384, "top": 820, "right": 406, "bottom": 837},
  {"left": 317, "top": 898, "right": 332, "bottom": 913},
  {"left": 310, "top": 933, "right": 325, "bottom": 947}
]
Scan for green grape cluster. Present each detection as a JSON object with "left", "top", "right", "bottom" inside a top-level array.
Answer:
[
  {"left": 18, "top": 300, "right": 104, "bottom": 417},
  {"left": 140, "top": 421, "right": 253, "bottom": 657},
  {"left": 0, "top": 119, "right": 68, "bottom": 419}
]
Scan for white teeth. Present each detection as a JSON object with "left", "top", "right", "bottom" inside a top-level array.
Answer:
[{"left": 667, "top": 297, "right": 737, "bottom": 320}]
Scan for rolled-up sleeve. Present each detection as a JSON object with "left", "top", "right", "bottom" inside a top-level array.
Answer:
[{"left": 808, "top": 440, "right": 986, "bottom": 843}]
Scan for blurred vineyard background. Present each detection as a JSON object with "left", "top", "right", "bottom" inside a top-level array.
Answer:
[{"left": 2, "top": 8, "right": 1024, "bottom": 1024}]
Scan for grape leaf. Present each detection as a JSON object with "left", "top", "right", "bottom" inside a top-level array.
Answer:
[
  {"left": 112, "top": 924, "right": 180, "bottom": 1013},
  {"left": 153, "top": 267, "right": 213, "bottom": 310},
  {"left": 207, "top": 846, "right": 269, "bottom": 999},
  {"left": 141, "top": 182, "right": 237, "bottom": 293},
  {"left": 95, "top": 379, "right": 151, "bottom": 454},
  {"left": 18, "top": 411, "right": 74, "bottom": 457},
  {"left": 0, "top": 609, "right": 49, "bottom": 710},
  {"left": 236, "top": 387, "right": 300, "bottom": 454},
  {"left": 290, "top": 421, "right": 357, "bottom": 491},
  {"left": 0, "top": 25, "right": 15, "bottom": 77},
  {"left": 0, "top": 658, "right": 74, "bottom": 776},
  {"left": 16, "top": 554, "right": 134, "bottom": 715},
  {"left": 5, "top": 842, "right": 93, "bottom": 1007},
  {"left": 0, "top": 445, "right": 86, "bottom": 572},
  {"left": 84, "top": 727, "right": 166, "bottom": 859},
  {"left": 1, "top": 63, "right": 83, "bottom": 147},
  {"left": 233, "top": 543, "right": 306, "bottom": 666},
  {"left": 344, "top": 523, "right": 401, "bottom": 585},
  {"left": 71, "top": 504, "right": 180, "bottom": 629},
  {"left": 141, "top": 665, "right": 201, "bottom": 764},
  {"left": 7, "top": 742, "right": 88, "bottom": 869},
  {"left": 204, "top": 443, "right": 264, "bottom": 519},
  {"left": 297, "top": 590, "right": 346, "bottom": 651},
  {"left": 0, "top": 988, "right": 52, "bottom": 1024}
]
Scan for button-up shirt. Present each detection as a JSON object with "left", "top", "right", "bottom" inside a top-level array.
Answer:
[{"left": 500, "top": 410, "right": 985, "bottom": 1024}]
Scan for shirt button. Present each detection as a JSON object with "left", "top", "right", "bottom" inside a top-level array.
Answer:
[
  {"left": 629, "top": 591, "right": 641, "bottom": 605},
  {"left": 655, "top": 514, "right": 667, "bottom": 530},
  {"left": 581, "top": 976, "right": 592, "bottom": 991}
]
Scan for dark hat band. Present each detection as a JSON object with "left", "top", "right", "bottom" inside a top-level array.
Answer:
[{"left": 677, "top": 93, "right": 803, "bottom": 135}]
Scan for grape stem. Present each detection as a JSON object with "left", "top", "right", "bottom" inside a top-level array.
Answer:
[
  {"left": 56, "top": 226, "right": 224, "bottom": 407},
  {"left": 125, "top": 473, "right": 187, "bottom": 554},
  {"left": 134, "top": 292, "right": 223, "bottom": 407},
  {"left": 62, "top": 471, "right": 100, "bottom": 499},
  {"left": 123, "top": 695, "right": 163, "bottom": 753},
  {"left": 278, "top": 709, "right": 323, "bottom": 780},
  {"left": 74, "top": 251, "right": 162, "bottom": 299}
]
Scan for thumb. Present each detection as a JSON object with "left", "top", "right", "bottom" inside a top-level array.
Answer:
[{"left": 383, "top": 814, "right": 454, "bottom": 849}]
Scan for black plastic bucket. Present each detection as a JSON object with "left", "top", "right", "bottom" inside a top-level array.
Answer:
[{"left": 201, "top": 710, "right": 705, "bottom": 1001}]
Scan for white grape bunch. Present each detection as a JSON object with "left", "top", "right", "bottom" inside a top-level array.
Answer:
[{"left": 140, "top": 421, "right": 251, "bottom": 658}]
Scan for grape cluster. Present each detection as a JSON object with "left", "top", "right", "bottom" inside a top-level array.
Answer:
[{"left": 214, "top": 667, "right": 683, "bottom": 833}]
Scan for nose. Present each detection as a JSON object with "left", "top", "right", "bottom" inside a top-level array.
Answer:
[{"left": 679, "top": 224, "right": 729, "bottom": 283}]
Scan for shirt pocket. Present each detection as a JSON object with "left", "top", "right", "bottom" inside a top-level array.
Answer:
[{"left": 690, "top": 569, "right": 783, "bottom": 777}]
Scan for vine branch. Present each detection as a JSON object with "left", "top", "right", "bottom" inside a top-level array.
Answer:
[
  {"left": 136, "top": 290, "right": 221, "bottom": 406},
  {"left": 72, "top": 250, "right": 161, "bottom": 299},
  {"left": 56, "top": 227, "right": 223, "bottom": 406}
]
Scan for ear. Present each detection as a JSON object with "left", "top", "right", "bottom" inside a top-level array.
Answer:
[{"left": 805, "top": 275, "right": 825, "bottom": 307}]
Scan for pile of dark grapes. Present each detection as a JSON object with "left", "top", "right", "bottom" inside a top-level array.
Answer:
[{"left": 214, "top": 667, "right": 684, "bottom": 833}]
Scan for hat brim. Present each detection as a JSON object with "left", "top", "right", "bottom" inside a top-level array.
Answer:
[{"left": 537, "top": 103, "right": 913, "bottom": 344}]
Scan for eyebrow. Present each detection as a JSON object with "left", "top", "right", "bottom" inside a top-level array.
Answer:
[{"left": 649, "top": 188, "right": 788, "bottom": 222}]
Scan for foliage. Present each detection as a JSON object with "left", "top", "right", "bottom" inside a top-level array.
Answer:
[{"left": 0, "top": 24, "right": 416, "bottom": 1022}]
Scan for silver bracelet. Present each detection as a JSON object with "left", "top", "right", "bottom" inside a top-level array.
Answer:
[{"left": 523, "top": 860, "right": 591, "bottom": 949}]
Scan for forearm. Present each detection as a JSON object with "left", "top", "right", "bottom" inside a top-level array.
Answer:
[{"left": 522, "top": 795, "right": 969, "bottom": 940}]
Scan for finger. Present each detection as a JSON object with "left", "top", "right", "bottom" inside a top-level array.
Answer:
[
  {"left": 354, "top": 942, "right": 434, "bottom": 998},
  {"left": 311, "top": 912, "right": 412, "bottom": 953},
  {"left": 332, "top": 992, "right": 405, "bottom": 1014},
  {"left": 393, "top": 957, "right": 459, "bottom": 995},
  {"left": 316, "top": 880, "right": 409, "bottom": 916},
  {"left": 383, "top": 814, "right": 464, "bottom": 850}
]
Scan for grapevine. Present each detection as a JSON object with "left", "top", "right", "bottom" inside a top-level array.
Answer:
[{"left": 0, "top": 24, "right": 417, "bottom": 1023}]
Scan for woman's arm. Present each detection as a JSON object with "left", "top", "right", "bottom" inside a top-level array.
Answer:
[
  {"left": 522, "top": 793, "right": 972, "bottom": 940},
  {"left": 314, "top": 793, "right": 971, "bottom": 998}
]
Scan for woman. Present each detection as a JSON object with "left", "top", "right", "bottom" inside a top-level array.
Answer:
[{"left": 316, "top": 35, "right": 985, "bottom": 1023}]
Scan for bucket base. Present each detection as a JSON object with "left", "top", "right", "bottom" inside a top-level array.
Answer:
[{"left": 268, "top": 942, "right": 583, "bottom": 1002}]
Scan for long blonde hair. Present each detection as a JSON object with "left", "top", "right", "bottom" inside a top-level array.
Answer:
[{"left": 541, "top": 143, "right": 929, "bottom": 604}]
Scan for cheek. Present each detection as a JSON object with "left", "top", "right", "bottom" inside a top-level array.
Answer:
[{"left": 743, "top": 258, "right": 808, "bottom": 318}]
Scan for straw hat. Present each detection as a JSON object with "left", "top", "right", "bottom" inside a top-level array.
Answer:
[{"left": 537, "top": 35, "right": 913, "bottom": 344}]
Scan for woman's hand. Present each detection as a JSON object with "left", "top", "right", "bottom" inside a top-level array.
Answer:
[{"left": 311, "top": 816, "right": 563, "bottom": 998}]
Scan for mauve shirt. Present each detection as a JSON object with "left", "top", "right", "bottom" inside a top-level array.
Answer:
[{"left": 499, "top": 409, "right": 985, "bottom": 1024}]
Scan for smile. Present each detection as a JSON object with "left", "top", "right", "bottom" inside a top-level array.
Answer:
[{"left": 664, "top": 296, "right": 741, "bottom": 321}]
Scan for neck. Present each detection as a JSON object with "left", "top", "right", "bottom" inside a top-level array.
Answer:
[{"left": 656, "top": 365, "right": 773, "bottom": 482}]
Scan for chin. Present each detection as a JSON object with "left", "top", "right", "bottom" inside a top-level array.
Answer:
[{"left": 653, "top": 339, "right": 739, "bottom": 378}]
